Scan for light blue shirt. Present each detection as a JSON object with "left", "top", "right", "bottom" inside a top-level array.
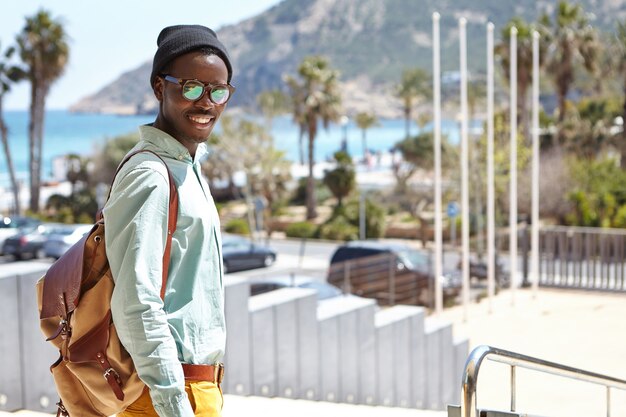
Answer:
[{"left": 104, "top": 125, "right": 225, "bottom": 417}]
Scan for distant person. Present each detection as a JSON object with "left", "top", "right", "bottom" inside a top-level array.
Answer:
[{"left": 103, "top": 25, "right": 234, "bottom": 417}]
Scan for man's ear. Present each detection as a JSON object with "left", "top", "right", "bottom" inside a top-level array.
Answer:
[{"left": 153, "top": 77, "right": 164, "bottom": 102}]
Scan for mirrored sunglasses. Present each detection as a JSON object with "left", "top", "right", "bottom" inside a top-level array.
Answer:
[{"left": 161, "top": 74, "right": 235, "bottom": 105}]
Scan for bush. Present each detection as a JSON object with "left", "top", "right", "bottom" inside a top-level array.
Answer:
[
  {"left": 318, "top": 216, "right": 359, "bottom": 241},
  {"left": 285, "top": 221, "right": 317, "bottom": 239},
  {"left": 225, "top": 218, "right": 250, "bottom": 235},
  {"left": 342, "top": 198, "right": 387, "bottom": 238},
  {"left": 290, "top": 177, "right": 332, "bottom": 205}
]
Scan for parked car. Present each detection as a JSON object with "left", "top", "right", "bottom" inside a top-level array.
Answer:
[
  {"left": 248, "top": 274, "right": 353, "bottom": 301},
  {"left": 222, "top": 234, "right": 277, "bottom": 273},
  {"left": 0, "top": 216, "right": 41, "bottom": 256},
  {"left": 43, "top": 224, "right": 93, "bottom": 259},
  {"left": 457, "top": 257, "right": 510, "bottom": 287},
  {"left": 327, "top": 240, "right": 461, "bottom": 306},
  {"left": 2, "top": 223, "right": 63, "bottom": 260}
]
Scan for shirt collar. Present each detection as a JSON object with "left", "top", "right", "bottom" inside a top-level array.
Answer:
[{"left": 139, "top": 124, "right": 208, "bottom": 163}]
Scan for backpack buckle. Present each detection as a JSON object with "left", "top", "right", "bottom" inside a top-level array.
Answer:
[{"left": 103, "top": 367, "right": 122, "bottom": 385}]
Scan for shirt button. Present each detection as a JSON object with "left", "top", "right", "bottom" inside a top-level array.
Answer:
[{"left": 178, "top": 155, "right": 184, "bottom": 160}]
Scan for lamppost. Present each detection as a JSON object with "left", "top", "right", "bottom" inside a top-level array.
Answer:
[{"left": 340, "top": 115, "right": 349, "bottom": 154}]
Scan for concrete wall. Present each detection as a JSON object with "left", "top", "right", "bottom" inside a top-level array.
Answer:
[
  {"left": 0, "top": 264, "right": 60, "bottom": 413},
  {"left": 4, "top": 264, "right": 468, "bottom": 412},
  {"left": 226, "top": 282, "right": 468, "bottom": 411}
]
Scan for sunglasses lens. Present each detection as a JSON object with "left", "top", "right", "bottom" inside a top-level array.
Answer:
[
  {"left": 182, "top": 81, "right": 204, "bottom": 101},
  {"left": 210, "top": 87, "right": 230, "bottom": 105}
]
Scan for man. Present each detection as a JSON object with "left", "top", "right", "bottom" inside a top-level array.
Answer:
[{"left": 103, "top": 25, "right": 234, "bottom": 417}]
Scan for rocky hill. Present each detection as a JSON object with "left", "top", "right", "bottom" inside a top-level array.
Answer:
[{"left": 69, "top": 0, "right": 626, "bottom": 118}]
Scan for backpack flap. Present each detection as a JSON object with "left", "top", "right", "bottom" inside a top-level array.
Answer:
[{"left": 40, "top": 223, "right": 98, "bottom": 338}]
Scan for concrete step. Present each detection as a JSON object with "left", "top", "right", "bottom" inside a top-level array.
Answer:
[{"left": 0, "top": 395, "right": 449, "bottom": 417}]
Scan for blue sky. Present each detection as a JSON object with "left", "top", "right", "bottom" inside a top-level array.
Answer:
[{"left": 1, "top": 0, "right": 284, "bottom": 110}]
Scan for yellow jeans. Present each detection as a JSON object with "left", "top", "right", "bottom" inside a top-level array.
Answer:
[{"left": 118, "top": 380, "right": 223, "bottom": 417}]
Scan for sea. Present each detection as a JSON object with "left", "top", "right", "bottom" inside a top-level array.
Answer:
[{"left": 0, "top": 110, "right": 468, "bottom": 188}]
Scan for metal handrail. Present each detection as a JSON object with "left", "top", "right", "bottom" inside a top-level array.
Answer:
[{"left": 461, "top": 345, "right": 626, "bottom": 417}]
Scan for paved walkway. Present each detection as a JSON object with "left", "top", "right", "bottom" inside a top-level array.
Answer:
[
  {"left": 438, "top": 287, "right": 626, "bottom": 417},
  {"left": 3, "top": 288, "right": 625, "bottom": 417}
]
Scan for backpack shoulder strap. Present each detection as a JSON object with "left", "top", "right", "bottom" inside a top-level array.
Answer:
[
  {"left": 40, "top": 150, "right": 179, "bottom": 320},
  {"left": 112, "top": 150, "right": 179, "bottom": 300}
]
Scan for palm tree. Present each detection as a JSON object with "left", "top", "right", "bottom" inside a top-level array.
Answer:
[
  {"left": 0, "top": 42, "right": 25, "bottom": 215},
  {"left": 16, "top": 9, "right": 69, "bottom": 212},
  {"left": 495, "top": 17, "right": 545, "bottom": 143},
  {"left": 285, "top": 76, "right": 307, "bottom": 165},
  {"left": 541, "top": 1, "right": 598, "bottom": 140},
  {"left": 286, "top": 56, "right": 342, "bottom": 219},
  {"left": 354, "top": 111, "right": 379, "bottom": 160},
  {"left": 395, "top": 68, "right": 431, "bottom": 140},
  {"left": 256, "top": 89, "right": 290, "bottom": 132}
]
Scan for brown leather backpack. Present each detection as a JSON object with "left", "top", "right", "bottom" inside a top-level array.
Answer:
[{"left": 36, "top": 150, "right": 179, "bottom": 417}]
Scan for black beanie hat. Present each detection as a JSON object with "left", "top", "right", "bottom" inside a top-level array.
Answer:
[{"left": 150, "top": 24, "right": 233, "bottom": 87}]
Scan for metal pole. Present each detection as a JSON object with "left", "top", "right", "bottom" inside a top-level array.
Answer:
[
  {"left": 460, "top": 17, "right": 470, "bottom": 320},
  {"left": 487, "top": 22, "right": 495, "bottom": 313},
  {"left": 531, "top": 30, "right": 541, "bottom": 298},
  {"left": 509, "top": 26, "right": 518, "bottom": 304},
  {"left": 433, "top": 12, "right": 443, "bottom": 315},
  {"left": 511, "top": 365, "right": 517, "bottom": 412}
]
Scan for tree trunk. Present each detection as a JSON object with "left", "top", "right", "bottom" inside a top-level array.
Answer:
[
  {"left": 28, "top": 81, "right": 38, "bottom": 212},
  {"left": 404, "top": 107, "right": 411, "bottom": 140},
  {"left": 29, "top": 82, "right": 48, "bottom": 213},
  {"left": 306, "top": 119, "right": 317, "bottom": 220},
  {"left": 0, "top": 98, "right": 21, "bottom": 215}
]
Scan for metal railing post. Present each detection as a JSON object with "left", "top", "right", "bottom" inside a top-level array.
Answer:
[
  {"left": 510, "top": 365, "right": 516, "bottom": 412},
  {"left": 460, "top": 345, "right": 626, "bottom": 417}
]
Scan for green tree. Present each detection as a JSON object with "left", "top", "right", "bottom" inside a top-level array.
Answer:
[
  {"left": 16, "top": 9, "right": 69, "bottom": 212},
  {"left": 0, "top": 41, "right": 25, "bottom": 215},
  {"left": 392, "top": 131, "right": 455, "bottom": 194},
  {"left": 91, "top": 132, "right": 139, "bottom": 186},
  {"left": 65, "top": 154, "right": 91, "bottom": 194},
  {"left": 354, "top": 111, "right": 379, "bottom": 159},
  {"left": 565, "top": 158, "right": 626, "bottom": 227},
  {"left": 285, "top": 56, "right": 342, "bottom": 219},
  {"left": 204, "top": 115, "right": 291, "bottom": 235},
  {"left": 323, "top": 151, "right": 355, "bottom": 208},
  {"left": 256, "top": 89, "right": 290, "bottom": 132},
  {"left": 541, "top": 1, "right": 598, "bottom": 140},
  {"left": 395, "top": 68, "right": 430, "bottom": 140},
  {"left": 45, "top": 189, "right": 98, "bottom": 224}
]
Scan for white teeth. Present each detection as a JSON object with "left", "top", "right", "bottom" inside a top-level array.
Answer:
[{"left": 189, "top": 115, "right": 212, "bottom": 124}]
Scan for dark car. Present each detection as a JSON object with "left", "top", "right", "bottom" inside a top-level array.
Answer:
[
  {"left": 43, "top": 224, "right": 93, "bottom": 259},
  {"left": 0, "top": 216, "right": 41, "bottom": 255},
  {"left": 248, "top": 274, "right": 362, "bottom": 302},
  {"left": 2, "top": 223, "right": 62, "bottom": 260},
  {"left": 222, "top": 234, "right": 277, "bottom": 273},
  {"left": 327, "top": 240, "right": 461, "bottom": 306},
  {"left": 457, "top": 257, "right": 510, "bottom": 287}
]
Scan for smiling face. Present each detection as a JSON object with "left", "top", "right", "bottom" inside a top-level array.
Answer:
[{"left": 152, "top": 51, "right": 229, "bottom": 156}]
